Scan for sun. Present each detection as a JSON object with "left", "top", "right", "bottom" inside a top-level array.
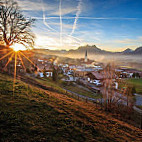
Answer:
[{"left": 11, "top": 43, "right": 27, "bottom": 52}]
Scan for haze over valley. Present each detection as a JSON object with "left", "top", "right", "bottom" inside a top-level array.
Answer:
[{"left": 33, "top": 45, "right": 142, "bottom": 69}]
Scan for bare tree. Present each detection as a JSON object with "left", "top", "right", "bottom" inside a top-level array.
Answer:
[{"left": 0, "top": 0, "right": 35, "bottom": 49}]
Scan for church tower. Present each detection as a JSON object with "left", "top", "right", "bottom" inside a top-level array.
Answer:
[{"left": 85, "top": 50, "right": 88, "bottom": 62}]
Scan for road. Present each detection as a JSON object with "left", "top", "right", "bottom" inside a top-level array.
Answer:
[
  {"left": 134, "top": 93, "right": 142, "bottom": 106},
  {"left": 79, "top": 78, "right": 142, "bottom": 114}
]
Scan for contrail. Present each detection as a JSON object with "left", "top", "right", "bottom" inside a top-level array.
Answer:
[
  {"left": 70, "top": 0, "right": 82, "bottom": 35},
  {"left": 41, "top": 0, "right": 57, "bottom": 32},
  {"left": 31, "top": 16, "right": 139, "bottom": 20},
  {"left": 39, "top": 0, "right": 82, "bottom": 46},
  {"left": 68, "top": 35, "right": 82, "bottom": 43},
  {"left": 59, "top": 0, "right": 63, "bottom": 46}
]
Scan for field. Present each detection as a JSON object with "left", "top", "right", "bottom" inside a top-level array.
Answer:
[
  {"left": 62, "top": 83, "right": 102, "bottom": 99},
  {"left": 32, "top": 77, "right": 102, "bottom": 99},
  {"left": 118, "top": 78, "right": 142, "bottom": 95},
  {"left": 0, "top": 73, "right": 142, "bottom": 141},
  {"left": 125, "top": 78, "right": 142, "bottom": 94}
]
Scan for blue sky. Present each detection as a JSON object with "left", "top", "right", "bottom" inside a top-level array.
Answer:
[{"left": 16, "top": 0, "right": 142, "bottom": 51}]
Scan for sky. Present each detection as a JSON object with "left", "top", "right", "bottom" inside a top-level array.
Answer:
[{"left": 16, "top": 0, "right": 142, "bottom": 51}]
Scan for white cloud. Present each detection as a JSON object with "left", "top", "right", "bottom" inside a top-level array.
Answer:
[
  {"left": 50, "top": 7, "right": 77, "bottom": 16},
  {"left": 35, "top": 32, "right": 81, "bottom": 50},
  {"left": 16, "top": 0, "right": 78, "bottom": 16},
  {"left": 16, "top": 0, "right": 51, "bottom": 11},
  {"left": 115, "top": 37, "right": 142, "bottom": 44}
]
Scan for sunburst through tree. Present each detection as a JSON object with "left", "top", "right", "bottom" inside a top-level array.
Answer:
[
  {"left": 0, "top": 0, "right": 36, "bottom": 95},
  {"left": 0, "top": 45, "right": 39, "bottom": 95}
]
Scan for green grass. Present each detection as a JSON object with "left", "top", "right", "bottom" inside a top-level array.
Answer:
[
  {"left": 0, "top": 73, "right": 142, "bottom": 141},
  {"left": 119, "top": 78, "right": 142, "bottom": 95},
  {"left": 0, "top": 74, "right": 90, "bottom": 141},
  {"left": 34, "top": 77, "right": 66, "bottom": 94},
  {"left": 33, "top": 77, "right": 102, "bottom": 99},
  {"left": 63, "top": 84, "right": 102, "bottom": 99},
  {"left": 136, "top": 105, "right": 142, "bottom": 110},
  {"left": 126, "top": 78, "right": 142, "bottom": 94}
]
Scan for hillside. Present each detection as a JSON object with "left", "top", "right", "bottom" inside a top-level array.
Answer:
[
  {"left": 0, "top": 73, "right": 142, "bottom": 142},
  {"left": 133, "top": 47, "right": 142, "bottom": 55},
  {"left": 122, "top": 48, "right": 134, "bottom": 54}
]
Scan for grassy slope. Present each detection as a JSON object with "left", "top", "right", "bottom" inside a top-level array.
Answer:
[
  {"left": 33, "top": 77, "right": 66, "bottom": 94},
  {"left": 63, "top": 84, "right": 102, "bottom": 99},
  {"left": 126, "top": 79, "right": 142, "bottom": 94},
  {"left": 119, "top": 78, "right": 142, "bottom": 95},
  {"left": 33, "top": 77, "right": 102, "bottom": 99},
  {"left": 0, "top": 73, "right": 142, "bottom": 142}
]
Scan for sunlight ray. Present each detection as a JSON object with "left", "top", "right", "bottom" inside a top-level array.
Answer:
[
  {"left": 13, "top": 52, "right": 17, "bottom": 96},
  {"left": 0, "top": 51, "right": 13, "bottom": 61},
  {"left": 20, "top": 51, "right": 39, "bottom": 70},
  {"left": 3, "top": 53, "right": 14, "bottom": 70},
  {"left": 0, "top": 48, "right": 11, "bottom": 52},
  {"left": 18, "top": 52, "right": 26, "bottom": 71}
]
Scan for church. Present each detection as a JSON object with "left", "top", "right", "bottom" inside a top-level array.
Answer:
[{"left": 80, "top": 49, "right": 95, "bottom": 67}]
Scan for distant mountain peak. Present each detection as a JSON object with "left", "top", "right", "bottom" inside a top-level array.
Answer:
[
  {"left": 78, "top": 45, "right": 101, "bottom": 51},
  {"left": 122, "top": 48, "right": 133, "bottom": 53},
  {"left": 133, "top": 46, "right": 142, "bottom": 54}
]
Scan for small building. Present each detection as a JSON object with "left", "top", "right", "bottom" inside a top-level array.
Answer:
[
  {"left": 74, "top": 68, "right": 94, "bottom": 77},
  {"left": 37, "top": 63, "right": 53, "bottom": 78},
  {"left": 46, "top": 70, "right": 53, "bottom": 77}
]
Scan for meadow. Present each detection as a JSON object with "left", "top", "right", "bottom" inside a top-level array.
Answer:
[
  {"left": 119, "top": 78, "right": 142, "bottom": 95},
  {"left": 0, "top": 73, "right": 142, "bottom": 141}
]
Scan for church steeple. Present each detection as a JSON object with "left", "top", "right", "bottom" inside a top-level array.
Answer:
[{"left": 85, "top": 50, "right": 88, "bottom": 62}]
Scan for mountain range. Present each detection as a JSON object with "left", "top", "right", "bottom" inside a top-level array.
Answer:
[
  {"left": 67, "top": 45, "right": 142, "bottom": 55},
  {"left": 33, "top": 45, "right": 142, "bottom": 56}
]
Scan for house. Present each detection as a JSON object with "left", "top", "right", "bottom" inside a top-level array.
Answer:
[
  {"left": 86, "top": 70, "right": 117, "bottom": 88},
  {"left": 94, "top": 65, "right": 103, "bottom": 71},
  {"left": 66, "top": 75, "right": 77, "bottom": 82},
  {"left": 46, "top": 69, "right": 53, "bottom": 77},
  {"left": 116, "top": 68, "right": 142, "bottom": 78},
  {"left": 86, "top": 72, "right": 103, "bottom": 80},
  {"left": 74, "top": 68, "right": 94, "bottom": 77},
  {"left": 86, "top": 70, "right": 116, "bottom": 80},
  {"left": 39, "top": 72, "right": 44, "bottom": 78},
  {"left": 36, "top": 62, "right": 53, "bottom": 78}
]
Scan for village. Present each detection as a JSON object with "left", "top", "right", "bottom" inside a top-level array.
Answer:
[
  {"left": 9, "top": 50, "right": 141, "bottom": 96},
  {"left": 26, "top": 50, "right": 142, "bottom": 111},
  {"left": 32, "top": 50, "right": 142, "bottom": 93},
  {"left": 1, "top": 48, "right": 142, "bottom": 111}
]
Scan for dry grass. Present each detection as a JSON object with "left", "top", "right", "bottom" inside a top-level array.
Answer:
[{"left": 0, "top": 73, "right": 142, "bottom": 142}]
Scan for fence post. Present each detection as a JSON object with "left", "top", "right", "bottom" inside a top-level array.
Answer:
[
  {"left": 140, "top": 113, "right": 142, "bottom": 129},
  {"left": 101, "top": 98, "right": 103, "bottom": 110},
  {"left": 27, "top": 85, "right": 29, "bottom": 96}
]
